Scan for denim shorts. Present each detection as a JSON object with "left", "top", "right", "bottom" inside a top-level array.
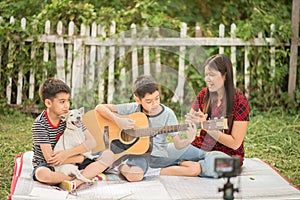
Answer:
[
  {"left": 126, "top": 155, "right": 150, "bottom": 174},
  {"left": 149, "top": 144, "right": 206, "bottom": 168},
  {"left": 32, "top": 162, "right": 55, "bottom": 181},
  {"left": 167, "top": 143, "right": 230, "bottom": 178}
]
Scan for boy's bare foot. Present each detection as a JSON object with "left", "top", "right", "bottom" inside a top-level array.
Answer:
[{"left": 120, "top": 164, "right": 144, "bottom": 182}]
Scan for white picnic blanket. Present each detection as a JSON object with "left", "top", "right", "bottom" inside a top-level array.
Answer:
[{"left": 9, "top": 151, "right": 300, "bottom": 200}]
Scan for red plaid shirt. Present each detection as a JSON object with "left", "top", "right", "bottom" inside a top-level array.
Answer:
[{"left": 191, "top": 88, "right": 249, "bottom": 165}]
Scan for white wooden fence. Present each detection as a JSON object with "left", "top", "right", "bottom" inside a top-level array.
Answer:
[{"left": 1, "top": 16, "right": 296, "bottom": 107}]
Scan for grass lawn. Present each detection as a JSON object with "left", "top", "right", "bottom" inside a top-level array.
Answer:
[{"left": 0, "top": 110, "right": 299, "bottom": 198}]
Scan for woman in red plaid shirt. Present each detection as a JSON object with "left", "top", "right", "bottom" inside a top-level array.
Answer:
[{"left": 168, "top": 54, "right": 249, "bottom": 178}]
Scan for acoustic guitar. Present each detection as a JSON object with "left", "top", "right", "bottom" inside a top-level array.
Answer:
[{"left": 82, "top": 110, "right": 228, "bottom": 161}]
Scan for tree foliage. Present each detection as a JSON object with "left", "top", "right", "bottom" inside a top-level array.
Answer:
[{"left": 0, "top": 0, "right": 298, "bottom": 114}]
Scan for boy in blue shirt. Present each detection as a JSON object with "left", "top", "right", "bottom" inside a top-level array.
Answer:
[{"left": 95, "top": 75, "right": 200, "bottom": 182}]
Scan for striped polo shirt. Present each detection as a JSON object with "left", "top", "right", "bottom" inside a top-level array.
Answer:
[{"left": 31, "top": 110, "right": 66, "bottom": 167}]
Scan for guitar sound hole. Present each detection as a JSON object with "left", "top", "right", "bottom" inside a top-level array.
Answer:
[{"left": 120, "top": 131, "right": 135, "bottom": 143}]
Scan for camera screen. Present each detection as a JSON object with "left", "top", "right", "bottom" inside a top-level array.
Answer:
[
  {"left": 215, "top": 158, "right": 234, "bottom": 173},
  {"left": 214, "top": 157, "right": 241, "bottom": 177}
]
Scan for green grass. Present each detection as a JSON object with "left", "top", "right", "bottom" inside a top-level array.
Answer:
[
  {"left": 245, "top": 110, "right": 300, "bottom": 188},
  {"left": 0, "top": 110, "right": 299, "bottom": 198},
  {"left": 0, "top": 113, "right": 33, "bottom": 199}
]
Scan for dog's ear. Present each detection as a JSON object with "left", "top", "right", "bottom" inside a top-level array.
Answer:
[
  {"left": 60, "top": 113, "right": 68, "bottom": 121},
  {"left": 79, "top": 107, "right": 84, "bottom": 115}
]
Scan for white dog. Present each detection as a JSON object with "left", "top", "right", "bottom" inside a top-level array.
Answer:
[{"left": 54, "top": 107, "right": 94, "bottom": 183}]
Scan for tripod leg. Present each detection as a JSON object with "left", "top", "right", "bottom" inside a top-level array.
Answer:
[{"left": 223, "top": 178, "right": 234, "bottom": 200}]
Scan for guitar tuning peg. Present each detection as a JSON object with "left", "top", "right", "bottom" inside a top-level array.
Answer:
[
  {"left": 214, "top": 117, "right": 217, "bottom": 120},
  {"left": 220, "top": 117, "right": 224, "bottom": 119}
]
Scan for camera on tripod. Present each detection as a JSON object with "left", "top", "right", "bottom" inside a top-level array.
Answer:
[
  {"left": 214, "top": 157, "right": 241, "bottom": 200},
  {"left": 215, "top": 156, "right": 241, "bottom": 178}
]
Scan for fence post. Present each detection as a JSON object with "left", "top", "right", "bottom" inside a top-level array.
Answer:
[
  {"left": 71, "top": 24, "right": 85, "bottom": 100},
  {"left": 55, "top": 21, "right": 66, "bottom": 82},
  {"left": 119, "top": 31, "right": 126, "bottom": 94},
  {"left": 288, "top": 0, "right": 299, "bottom": 100},
  {"left": 244, "top": 46, "right": 250, "bottom": 97},
  {"left": 84, "top": 23, "right": 91, "bottom": 90},
  {"left": 66, "top": 21, "right": 74, "bottom": 87},
  {"left": 107, "top": 21, "right": 116, "bottom": 103},
  {"left": 16, "top": 18, "right": 26, "bottom": 105},
  {"left": 43, "top": 20, "right": 50, "bottom": 78},
  {"left": 131, "top": 23, "right": 138, "bottom": 81},
  {"left": 230, "top": 23, "right": 237, "bottom": 86},
  {"left": 257, "top": 31, "right": 263, "bottom": 89},
  {"left": 219, "top": 24, "right": 225, "bottom": 54},
  {"left": 88, "top": 22, "right": 97, "bottom": 91},
  {"left": 143, "top": 25, "right": 150, "bottom": 75},
  {"left": 270, "top": 24, "right": 275, "bottom": 79},
  {"left": 29, "top": 22, "right": 37, "bottom": 100},
  {"left": 195, "top": 22, "right": 202, "bottom": 37},
  {"left": 97, "top": 24, "right": 106, "bottom": 103},
  {"left": 155, "top": 27, "right": 161, "bottom": 76},
  {"left": 6, "top": 16, "right": 15, "bottom": 104},
  {"left": 172, "top": 22, "right": 187, "bottom": 104}
]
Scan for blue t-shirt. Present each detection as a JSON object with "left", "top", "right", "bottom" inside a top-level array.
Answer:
[{"left": 116, "top": 103, "right": 178, "bottom": 157}]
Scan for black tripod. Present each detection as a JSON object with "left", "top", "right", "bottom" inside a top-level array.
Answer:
[{"left": 218, "top": 177, "right": 239, "bottom": 200}]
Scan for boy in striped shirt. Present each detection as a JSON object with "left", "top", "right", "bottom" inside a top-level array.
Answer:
[{"left": 32, "top": 78, "right": 114, "bottom": 193}]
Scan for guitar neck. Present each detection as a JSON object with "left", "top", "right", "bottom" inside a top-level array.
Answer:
[{"left": 124, "top": 119, "right": 227, "bottom": 137}]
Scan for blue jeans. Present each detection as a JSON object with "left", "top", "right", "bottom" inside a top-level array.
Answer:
[{"left": 167, "top": 143, "right": 230, "bottom": 178}]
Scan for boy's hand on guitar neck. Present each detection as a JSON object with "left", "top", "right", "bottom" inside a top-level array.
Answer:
[{"left": 113, "top": 115, "right": 136, "bottom": 130}]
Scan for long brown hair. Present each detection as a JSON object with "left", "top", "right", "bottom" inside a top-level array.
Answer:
[{"left": 202, "top": 54, "right": 235, "bottom": 133}]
